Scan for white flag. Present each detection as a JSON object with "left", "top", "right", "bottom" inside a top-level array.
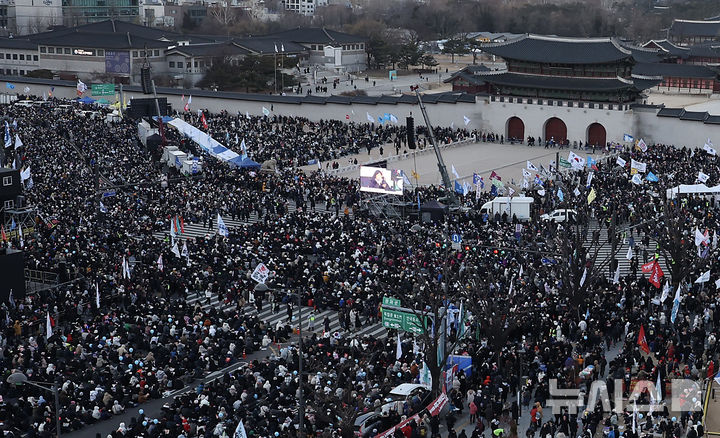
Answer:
[
  {"left": 579, "top": 267, "right": 587, "bottom": 287},
  {"left": 613, "top": 264, "right": 620, "bottom": 284},
  {"left": 463, "top": 115, "right": 471, "bottom": 126},
  {"left": 171, "top": 241, "right": 181, "bottom": 258},
  {"left": 234, "top": 419, "right": 248, "bottom": 438},
  {"left": 695, "top": 228, "right": 709, "bottom": 247},
  {"left": 656, "top": 373, "right": 662, "bottom": 401},
  {"left": 451, "top": 164, "right": 460, "bottom": 179},
  {"left": 246, "top": 111, "right": 250, "bottom": 119},
  {"left": 157, "top": 255, "right": 164, "bottom": 272},
  {"left": 637, "top": 138, "right": 647, "bottom": 152},
  {"left": 396, "top": 333, "right": 402, "bottom": 360},
  {"left": 695, "top": 270, "right": 710, "bottom": 283},
  {"left": 698, "top": 171, "right": 710, "bottom": 183},
  {"left": 631, "top": 159, "right": 647, "bottom": 173},
  {"left": 522, "top": 169, "right": 532, "bottom": 179},
  {"left": 631, "top": 174, "right": 642, "bottom": 185},
  {"left": 716, "top": 278, "right": 720, "bottom": 289},
  {"left": 262, "top": 106, "right": 270, "bottom": 116},
  {"left": 46, "top": 312, "right": 52, "bottom": 339},
  {"left": 14, "top": 134, "right": 22, "bottom": 149},
  {"left": 96, "top": 283, "right": 101, "bottom": 308},
  {"left": 217, "top": 214, "right": 229, "bottom": 237},
  {"left": 20, "top": 166, "right": 30, "bottom": 181},
  {"left": 122, "top": 256, "right": 129, "bottom": 279},
  {"left": 366, "top": 112, "right": 374, "bottom": 123},
  {"left": 526, "top": 161, "right": 539, "bottom": 172},
  {"left": 181, "top": 241, "right": 189, "bottom": 258},
  {"left": 573, "top": 187, "right": 581, "bottom": 197},
  {"left": 704, "top": 139, "right": 716, "bottom": 156},
  {"left": 616, "top": 156, "right": 627, "bottom": 167},
  {"left": 626, "top": 246, "right": 633, "bottom": 260},
  {"left": 660, "top": 281, "right": 670, "bottom": 302},
  {"left": 567, "top": 151, "right": 585, "bottom": 169}
]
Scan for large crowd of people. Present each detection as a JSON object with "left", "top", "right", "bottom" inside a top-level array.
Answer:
[{"left": 0, "top": 99, "right": 716, "bottom": 438}]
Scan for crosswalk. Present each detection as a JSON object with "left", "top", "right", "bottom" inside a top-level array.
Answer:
[
  {"left": 152, "top": 200, "right": 352, "bottom": 241},
  {"left": 583, "top": 220, "right": 668, "bottom": 279},
  {"left": 185, "top": 292, "right": 388, "bottom": 340},
  {"left": 153, "top": 200, "right": 384, "bottom": 339}
]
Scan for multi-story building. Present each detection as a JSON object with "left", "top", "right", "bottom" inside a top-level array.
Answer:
[
  {"left": 0, "top": 37, "right": 39, "bottom": 75},
  {"left": 0, "top": 20, "right": 366, "bottom": 84},
  {"left": 263, "top": 27, "right": 366, "bottom": 72},
  {"left": 14, "top": 0, "right": 63, "bottom": 34},
  {"left": 61, "top": 0, "right": 140, "bottom": 27},
  {"left": 282, "top": 0, "right": 322, "bottom": 16}
]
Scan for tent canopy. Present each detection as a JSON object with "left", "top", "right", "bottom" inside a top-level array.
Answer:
[
  {"left": 666, "top": 183, "right": 720, "bottom": 199},
  {"left": 229, "top": 156, "right": 261, "bottom": 169},
  {"left": 420, "top": 200, "right": 448, "bottom": 211},
  {"left": 77, "top": 96, "right": 96, "bottom": 104}
]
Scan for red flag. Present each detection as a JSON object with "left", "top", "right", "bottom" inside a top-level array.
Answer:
[
  {"left": 490, "top": 171, "right": 501, "bottom": 181},
  {"left": 200, "top": 113, "right": 208, "bottom": 130},
  {"left": 637, "top": 324, "right": 650, "bottom": 354},
  {"left": 641, "top": 260, "right": 655, "bottom": 274},
  {"left": 648, "top": 261, "right": 663, "bottom": 288},
  {"left": 1, "top": 225, "right": 5, "bottom": 241},
  {"left": 179, "top": 216, "right": 185, "bottom": 234}
]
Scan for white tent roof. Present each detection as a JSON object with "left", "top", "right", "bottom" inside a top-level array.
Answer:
[{"left": 666, "top": 183, "right": 720, "bottom": 199}]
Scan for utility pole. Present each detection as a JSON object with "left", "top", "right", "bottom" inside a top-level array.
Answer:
[
  {"left": 297, "top": 292, "right": 305, "bottom": 438},
  {"left": 413, "top": 87, "right": 457, "bottom": 205}
]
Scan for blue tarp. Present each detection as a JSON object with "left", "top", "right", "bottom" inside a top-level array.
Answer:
[
  {"left": 77, "top": 96, "right": 96, "bottom": 104},
  {"left": 228, "top": 157, "right": 260, "bottom": 168}
]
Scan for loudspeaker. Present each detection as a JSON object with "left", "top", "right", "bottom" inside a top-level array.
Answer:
[
  {"left": 0, "top": 250, "right": 25, "bottom": 305},
  {"left": 0, "top": 168, "right": 21, "bottom": 205},
  {"left": 127, "top": 98, "right": 169, "bottom": 119},
  {"left": 140, "top": 67, "right": 152, "bottom": 94},
  {"left": 406, "top": 117, "right": 416, "bottom": 149}
]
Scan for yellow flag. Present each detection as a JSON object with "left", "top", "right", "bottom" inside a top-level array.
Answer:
[
  {"left": 411, "top": 170, "right": 420, "bottom": 180},
  {"left": 587, "top": 187, "right": 597, "bottom": 204},
  {"left": 630, "top": 168, "right": 637, "bottom": 175}
]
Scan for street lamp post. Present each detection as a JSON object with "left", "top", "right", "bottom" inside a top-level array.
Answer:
[{"left": 7, "top": 372, "right": 61, "bottom": 438}]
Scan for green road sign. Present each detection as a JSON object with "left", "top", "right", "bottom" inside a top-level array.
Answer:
[
  {"left": 91, "top": 83, "right": 115, "bottom": 96},
  {"left": 382, "top": 296, "right": 402, "bottom": 307},
  {"left": 382, "top": 306, "right": 426, "bottom": 334},
  {"left": 559, "top": 158, "right": 571, "bottom": 168}
]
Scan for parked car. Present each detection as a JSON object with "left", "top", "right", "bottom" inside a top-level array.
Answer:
[{"left": 540, "top": 209, "right": 578, "bottom": 223}]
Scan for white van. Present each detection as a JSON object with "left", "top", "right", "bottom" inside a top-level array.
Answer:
[{"left": 479, "top": 196, "right": 533, "bottom": 221}]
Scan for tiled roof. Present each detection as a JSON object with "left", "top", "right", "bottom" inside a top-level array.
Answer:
[
  {"left": 633, "top": 62, "right": 718, "bottom": 79},
  {"left": 481, "top": 34, "right": 632, "bottom": 64},
  {"left": 669, "top": 19, "right": 720, "bottom": 38},
  {"left": 474, "top": 71, "right": 656, "bottom": 91}
]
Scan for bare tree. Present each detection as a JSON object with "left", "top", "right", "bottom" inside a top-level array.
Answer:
[{"left": 208, "top": 1, "right": 239, "bottom": 34}]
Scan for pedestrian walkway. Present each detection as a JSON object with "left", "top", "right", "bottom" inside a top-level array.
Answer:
[
  {"left": 584, "top": 220, "right": 668, "bottom": 280},
  {"left": 151, "top": 200, "right": 352, "bottom": 241},
  {"left": 185, "top": 293, "right": 388, "bottom": 340}
]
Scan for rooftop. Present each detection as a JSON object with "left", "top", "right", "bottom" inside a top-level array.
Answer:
[
  {"left": 669, "top": 19, "right": 720, "bottom": 38},
  {"left": 473, "top": 71, "right": 659, "bottom": 92},
  {"left": 481, "top": 34, "right": 632, "bottom": 65},
  {"left": 260, "top": 27, "right": 365, "bottom": 45}
]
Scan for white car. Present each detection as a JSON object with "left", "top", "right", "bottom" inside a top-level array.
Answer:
[{"left": 541, "top": 209, "right": 578, "bottom": 223}]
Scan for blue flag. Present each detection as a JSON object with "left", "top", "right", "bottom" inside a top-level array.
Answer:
[
  {"left": 587, "top": 156, "right": 596, "bottom": 169},
  {"left": 541, "top": 257, "right": 558, "bottom": 265},
  {"left": 557, "top": 188, "right": 564, "bottom": 202},
  {"left": 490, "top": 185, "right": 498, "bottom": 196},
  {"left": 5, "top": 82, "right": 14, "bottom": 90},
  {"left": 646, "top": 172, "right": 659, "bottom": 182},
  {"left": 534, "top": 175, "right": 543, "bottom": 187},
  {"left": 454, "top": 180, "right": 463, "bottom": 194}
]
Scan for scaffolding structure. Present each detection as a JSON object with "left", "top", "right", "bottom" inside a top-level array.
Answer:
[{"left": 2, "top": 206, "right": 37, "bottom": 238}]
